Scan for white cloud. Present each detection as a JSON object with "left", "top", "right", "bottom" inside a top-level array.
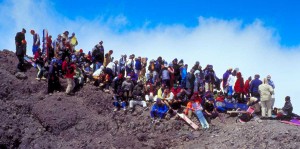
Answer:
[{"left": 1, "top": 0, "right": 300, "bottom": 114}]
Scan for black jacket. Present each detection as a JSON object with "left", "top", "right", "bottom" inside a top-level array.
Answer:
[{"left": 282, "top": 101, "right": 293, "bottom": 115}]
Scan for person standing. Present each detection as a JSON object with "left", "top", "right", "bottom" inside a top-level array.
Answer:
[
  {"left": 47, "top": 35, "right": 54, "bottom": 61},
  {"left": 48, "top": 60, "right": 61, "bottom": 95},
  {"left": 222, "top": 68, "right": 232, "bottom": 95},
  {"left": 92, "top": 41, "right": 104, "bottom": 72},
  {"left": 258, "top": 78, "right": 274, "bottom": 118},
  {"left": 244, "top": 76, "right": 252, "bottom": 98},
  {"left": 250, "top": 74, "right": 262, "bottom": 99},
  {"left": 104, "top": 50, "right": 113, "bottom": 67},
  {"left": 15, "top": 28, "right": 27, "bottom": 72},
  {"left": 267, "top": 75, "right": 276, "bottom": 109},
  {"left": 69, "top": 32, "right": 78, "bottom": 52},
  {"left": 234, "top": 72, "right": 245, "bottom": 103},
  {"left": 30, "top": 30, "right": 40, "bottom": 55}
]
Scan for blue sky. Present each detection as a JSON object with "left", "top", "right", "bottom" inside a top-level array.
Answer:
[
  {"left": 0, "top": 0, "right": 300, "bottom": 113},
  {"left": 52, "top": 0, "right": 300, "bottom": 46}
]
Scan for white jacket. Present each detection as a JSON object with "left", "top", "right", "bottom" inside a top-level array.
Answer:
[{"left": 258, "top": 84, "right": 274, "bottom": 102}]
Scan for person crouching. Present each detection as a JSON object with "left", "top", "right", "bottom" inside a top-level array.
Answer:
[
  {"left": 65, "top": 62, "right": 76, "bottom": 95},
  {"left": 113, "top": 90, "right": 126, "bottom": 111},
  {"left": 150, "top": 98, "right": 169, "bottom": 121}
]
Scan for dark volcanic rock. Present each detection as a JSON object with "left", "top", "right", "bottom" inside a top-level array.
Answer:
[{"left": 0, "top": 50, "right": 300, "bottom": 149}]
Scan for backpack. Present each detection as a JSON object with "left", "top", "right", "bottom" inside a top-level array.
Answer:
[
  {"left": 237, "top": 113, "right": 252, "bottom": 123},
  {"left": 237, "top": 107, "right": 254, "bottom": 123}
]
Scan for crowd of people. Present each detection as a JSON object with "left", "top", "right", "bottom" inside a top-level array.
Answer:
[{"left": 14, "top": 28, "right": 295, "bottom": 129}]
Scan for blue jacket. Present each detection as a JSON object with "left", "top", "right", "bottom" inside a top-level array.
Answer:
[
  {"left": 135, "top": 59, "right": 142, "bottom": 70},
  {"left": 181, "top": 67, "right": 187, "bottom": 79},
  {"left": 151, "top": 104, "right": 169, "bottom": 114},
  {"left": 268, "top": 80, "right": 275, "bottom": 89},
  {"left": 250, "top": 79, "right": 262, "bottom": 93}
]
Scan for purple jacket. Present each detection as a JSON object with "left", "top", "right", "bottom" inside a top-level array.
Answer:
[{"left": 222, "top": 70, "right": 231, "bottom": 88}]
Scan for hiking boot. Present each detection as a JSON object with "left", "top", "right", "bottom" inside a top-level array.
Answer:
[
  {"left": 36, "top": 78, "right": 41, "bottom": 81},
  {"left": 41, "top": 77, "right": 47, "bottom": 80},
  {"left": 104, "top": 89, "right": 110, "bottom": 93},
  {"left": 113, "top": 108, "right": 118, "bottom": 112}
]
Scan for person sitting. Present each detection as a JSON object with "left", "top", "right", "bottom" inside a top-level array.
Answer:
[
  {"left": 171, "top": 83, "right": 181, "bottom": 96},
  {"left": 176, "top": 88, "right": 191, "bottom": 105},
  {"left": 145, "top": 83, "right": 156, "bottom": 102},
  {"left": 154, "top": 83, "right": 165, "bottom": 101},
  {"left": 150, "top": 98, "right": 169, "bottom": 121},
  {"left": 82, "top": 63, "right": 93, "bottom": 83},
  {"left": 276, "top": 96, "right": 293, "bottom": 119},
  {"left": 112, "top": 74, "right": 124, "bottom": 94},
  {"left": 121, "top": 76, "right": 134, "bottom": 101},
  {"left": 129, "top": 71, "right": 138, "bottom": 85},
  {"left": 185, "top": 97, "right": 209, "bottom": 129},
  {"left": 214, "top": 91, "right": 226, "bottom": 112},
  {"left": 224, "top": 95, "right": 236, "bottom": 103},
  {"left": 246, "top": 96, "right": 262, "bottom": 122},
  {"left": 203, "top": 98, "right": 222, "bottom": 124},
  {"left": 162, "top": 87, "right": 175, "bottom": 106},
  {"left": 113, "top": 90, "right": 126, "bottom": 111},
  {"left": 129, "top": 80, "right": 147, "bottom": 111}
]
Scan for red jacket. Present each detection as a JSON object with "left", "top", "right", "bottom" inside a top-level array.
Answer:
[
  {"left": 171, "top": 87, "right": 181, "bottom": 96},
  {"left": 216, "top": 95, "right": 225, "bottom": 102},
  {"left": 62, "top": 60, "right": 68, "bottom": 72},
  {"left": 65, "top": 63, "right": 75, "bottom": 79},
  {"left": 244, "top": 80, "right": 251, "bottom": 94},
  {"left": 234, "top": 72, "right": 244, "bottom": 93}
]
